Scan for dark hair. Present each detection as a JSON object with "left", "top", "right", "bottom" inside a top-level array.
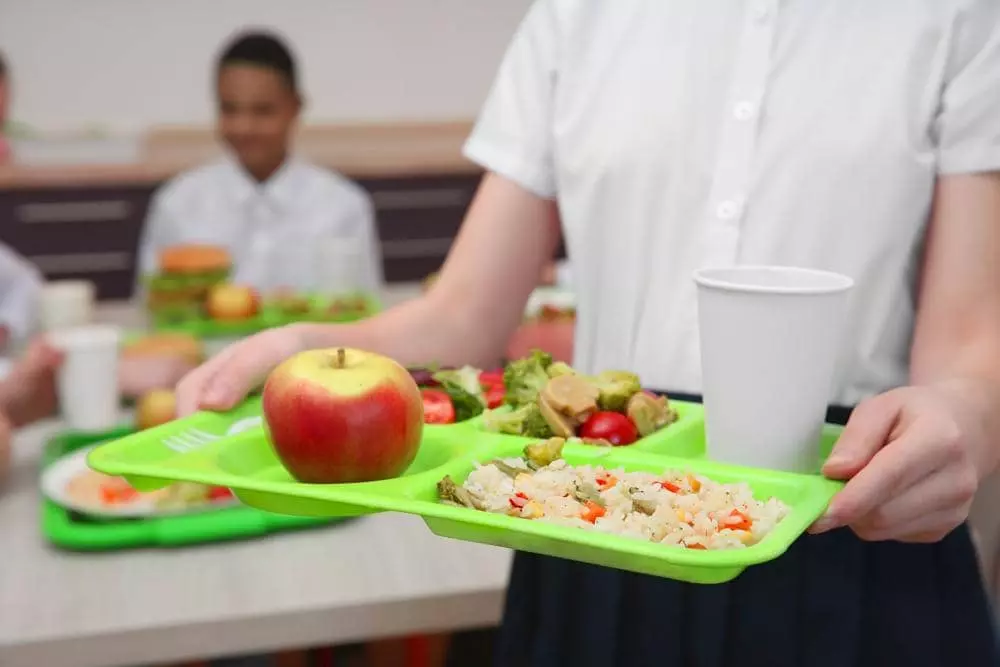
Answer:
[
  {"left": 217, "top": 30, "right": 298, "bottom": 93},
  {"left": 0, "top": 51, "right": 7, "bottom": 79}
]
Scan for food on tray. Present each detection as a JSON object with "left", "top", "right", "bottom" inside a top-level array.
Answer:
[
  {"left": 262, "top": 348, "right": 423, "bottom": 483},
  {"left": 408, "top": 365, "right": 506, "bottom": 424},
  {"left": 327, "top": 295, "right": 371, "bottom": 319},
  {"left": 482, "top": 350, "right": 677, "bottom": 442},
  {"left": 65, "top": 468, "right": 233, "bottom": 513},
  {"left": 438, "top": 439, "right": 789, "bottom": 550},
  {"left": 270, "top": 288, "right": 313, "bottom": 316},
  {"left": 122, "top": 332, "right": 204, "bottom": 366},
  {"left": 206, "top": 283, "right": 260, "bottom": 321},
  {"left": 135, "top": 389, "right": 178, "bottom": 431},
  {"left": 145, "top": 244, "right": 231, "bottom": 321},
  {"left": 529, "top": 304, "right": 576, "bottom": 323}
]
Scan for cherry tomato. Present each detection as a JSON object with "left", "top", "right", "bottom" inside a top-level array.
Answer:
[
  {"left": 479, "top": 369, "right": 504, "bottom": 387},
  {"left": 208, "top": 486, "right": 234, "bottom": 501},
  {"left": 579, "top": 411, "right": 639, "bottom": 445},
  {"left": 484, "top": 383, "right": 506, "bottom": 409},
  {"left": 421, "top": 388, "right": 456, "bottom": 424}
]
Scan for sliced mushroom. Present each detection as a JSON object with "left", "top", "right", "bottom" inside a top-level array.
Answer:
[
  {"left": 542, "top": 375, "right": 599, "bottom": 420},
  {"left": 538, "top": 392, "right": 576, "bottom": 437}
]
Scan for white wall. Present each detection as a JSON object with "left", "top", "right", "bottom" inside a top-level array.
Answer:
[{"left": 0, "top": 0, "right": 531, "bottom": 132}]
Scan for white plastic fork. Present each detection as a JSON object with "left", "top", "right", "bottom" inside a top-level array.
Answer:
[
  {"left": 163, "top": 428, "right": 221, "bottom": 454},
  {"left": 162, "top": 416, "right": 264, "bottom": 454}
]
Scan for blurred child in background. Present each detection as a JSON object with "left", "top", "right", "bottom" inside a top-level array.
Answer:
[{"left": 136, "top": 30, "right": 383, "bottom": 296}]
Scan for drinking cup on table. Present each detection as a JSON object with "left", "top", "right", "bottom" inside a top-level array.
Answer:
[
  {"left": 49, "top": 324, "right": 121, "bottom": 432},
  {"left": 694, "top": 266, "right": 854, "bottom": 473},
  {"left": 38, "top": 280, "right": 95, "bottom": 332}
]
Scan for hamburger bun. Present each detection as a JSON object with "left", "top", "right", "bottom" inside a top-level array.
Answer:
[
  {"left": 121, "top": 333, "right": 204, "bottom": 366},
  {"left": 158, "top": 245, "right": 231, "bottom": 275}
]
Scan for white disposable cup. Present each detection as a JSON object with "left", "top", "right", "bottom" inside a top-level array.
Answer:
[
  {"left": 49, "top": 324, "right": 121, "bottom": 432},
  {"left": 39, "top": 280, "right": 95, "bottom": 332},
  {"left": 694, "top": 266, "right": 854, "bottom": 473},
  {"left": 315, "top": 238, "right": 363, "bottom": 295}
]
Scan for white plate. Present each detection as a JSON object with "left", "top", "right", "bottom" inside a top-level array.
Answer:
[{"left": 41, "top": 444, "right": 236, "bottom": 519}]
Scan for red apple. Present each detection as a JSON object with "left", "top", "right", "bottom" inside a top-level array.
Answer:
[
  {"left": 262, "top": 348, "right": 424, "bottom": 483},
  {"left": 206, "top": 283, "right": 260, "bottom": 321}
]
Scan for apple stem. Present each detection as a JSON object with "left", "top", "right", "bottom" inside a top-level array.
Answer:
[{"left": 334, "top": 348, "right": 347, "bottom": 369}]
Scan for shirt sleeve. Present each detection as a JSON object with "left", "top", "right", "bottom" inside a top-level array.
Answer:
[
  {"left": 462, "top": 0, "right": 563, "bottom": 199},
  {"left": 935, "top": 5, "right": 1000, "bottom": 175},
  {"left": 0, "top": 244, "right": 42, "bottom": 342}
]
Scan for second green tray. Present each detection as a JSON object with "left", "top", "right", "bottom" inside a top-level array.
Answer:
[
  {"left": 43, "top": 413, "right": 343, "bottom": 551},
  {"left": 152, "top": 293, "right": 381, "bottom": 339}
]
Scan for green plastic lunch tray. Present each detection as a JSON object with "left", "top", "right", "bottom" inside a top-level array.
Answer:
[
  {"left": 152, "top": 293, "right": 381, "bottom": 338},
  {"left": 43, "top": 405, "right": 342, "bottom": 552},
  {"left": 88, "top": 400, "right": 844, "bottom": 583}
]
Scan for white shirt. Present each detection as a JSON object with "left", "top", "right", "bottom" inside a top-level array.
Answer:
[
  {"left": 0, "top": 243, "right": 41, "bottom": 343},
  {"left": 138, "top": 156, "right": 384, "bottom": 295},
  {"left": 465, "top": 0, "right": 1000, "bottom": 406}
]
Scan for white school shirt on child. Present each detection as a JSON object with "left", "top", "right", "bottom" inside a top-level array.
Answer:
[
  {"left": 137, "top": 156, "right": 384, "bottom": 295},
  {"left": 464, "top": 0, "right": 1000, "bottom": 406}
]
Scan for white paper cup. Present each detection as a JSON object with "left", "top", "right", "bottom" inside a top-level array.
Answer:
[
  {"left": 694, "top": 266, "right": 854, "bottom": 473},
  {"left": 39, "top": 280, "right": 95, "bottom": 332},
  {"left": 49, "top": 324, "right": 121, "bottom": 432}
]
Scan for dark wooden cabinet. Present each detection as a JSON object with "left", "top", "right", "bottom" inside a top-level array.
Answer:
[
  {"left": 0, "top": 185, "right": 155, "bottom": 299},
  {"left": 0, "top": 172, "right": 484, "bottom": 300}
]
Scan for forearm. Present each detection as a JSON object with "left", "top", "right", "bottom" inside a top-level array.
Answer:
[{"left": 911, "top": 338, "right": 1000, "bottom": 478}]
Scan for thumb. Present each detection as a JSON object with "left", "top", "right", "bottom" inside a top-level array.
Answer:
[{"left": 822, "top": 392, "right": 901, "bottom": 480}]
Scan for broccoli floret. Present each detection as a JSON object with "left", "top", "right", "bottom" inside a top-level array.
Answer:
[
  {"left": 482, "top": 403, "right": 552, "bottom": 438},
  {"left": 593, "top": 370, "right": 642, "bottom": 412},
  {"left": 503, "top": 349, "right": 553, "bottom": 408},
  {"left": 521, "top": 403, "right": 555, "bottom": 438}
]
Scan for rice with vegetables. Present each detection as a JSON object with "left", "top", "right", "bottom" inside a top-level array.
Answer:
[{"left": 438, "top": 438, "right": 789, "bottom": 550}]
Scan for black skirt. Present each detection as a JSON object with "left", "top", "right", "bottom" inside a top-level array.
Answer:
[{"left": 494, "top": 398, "right": 999, "bottom": 667}]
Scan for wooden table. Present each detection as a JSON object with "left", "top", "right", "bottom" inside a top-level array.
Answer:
[{"left": 0, "top": 292, "right": 512, "bottom": 667}]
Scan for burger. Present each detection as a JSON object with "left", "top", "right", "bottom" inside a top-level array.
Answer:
[
  {"left": 121, "top": 332, "right": 205, "bottom": 366},
  {"left": 144, "top": 244, "right": 231, "bottom": 321}
]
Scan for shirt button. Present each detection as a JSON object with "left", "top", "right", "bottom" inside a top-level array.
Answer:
[
  {"left": 716, "top": 200, "right": 741, "bottom": 220},
  {"left": 733, "top": 101, "right": 757, "bottom": 121},
  {"left": 752, "top": 4, "right": 772, "bottom": 23}
]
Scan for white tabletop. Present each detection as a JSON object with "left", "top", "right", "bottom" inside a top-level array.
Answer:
[{"left": 0, "top": 287, "right": 512, "bottom": 667}]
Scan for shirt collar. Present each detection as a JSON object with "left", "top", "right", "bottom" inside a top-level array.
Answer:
[{"left": 222, "top": 152, "right": 302, "bottom": 210}]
